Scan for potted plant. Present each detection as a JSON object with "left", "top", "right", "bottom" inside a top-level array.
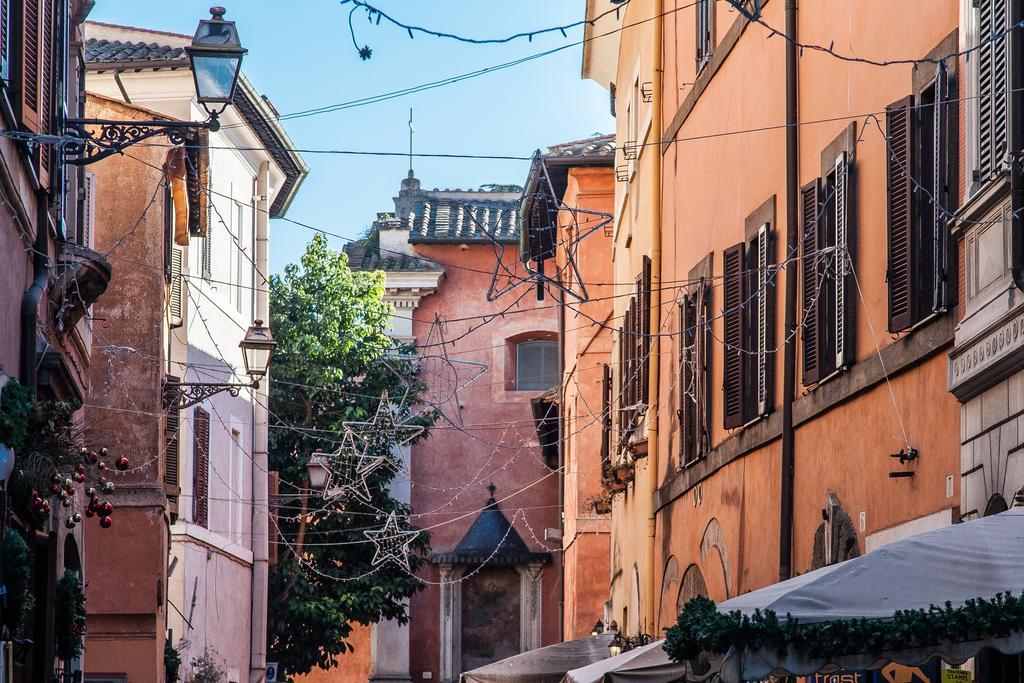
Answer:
[
  {"left": 165, "top": 637, "right": 182, "bottom": 682},
  {"left": 591, "top": 492, "right": 612, "bottom": 514},
  {"left": 613, "top": 460, "right": 634, "bottom": 484},
  {"left": 54, "top": 570, "right": 87, "bottom": 661}
]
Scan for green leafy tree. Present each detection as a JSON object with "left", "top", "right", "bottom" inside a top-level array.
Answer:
[{"left": 267, "top": 235, "right": 433, "bottom": 680}]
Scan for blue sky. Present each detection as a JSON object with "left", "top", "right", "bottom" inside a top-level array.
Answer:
[{"left": 88, "top": 1, "right": 614, "bottom": 273}]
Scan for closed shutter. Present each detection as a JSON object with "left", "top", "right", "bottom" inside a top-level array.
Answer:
[
  {"left": 0, "top": 0, "right": 10, "bottom": 82},
  {"left": 36, "top": 0, "right": 52, "bottom": 188},
  {"left": 722, "top": 243, "right": 745, "bottom": 429},
  {"left": 694, "top": 282, "right": 710, "bottom": 455},
  {"left": 801, "top": 180, "right": 822, "bottom": 384},
  {"left": 169, "top": 247, "right": 183, "bottom": 328},
  {"left": 958, "top": 234, "right": 967, "bottom": 322},
  {"left": 202, "top": 164, "right": 213, "bottom": 278},
  {"left": 833, "top": 152, "right": 850, "bottom": 370},
  {"left": 19, "top": 0, "right": 40, "bottom": 132},
  {"left": 931, "top": 64, "right": 949, "bottom": 314},
  {"left": 192, "top": 407, "right": 210, "bottom": 528},
  {"left": 696, "top": 0, "right": 712, "bottom": 67},
  {"left": 978, "top": 0, "right": 1009, "bottom": 178},
  {"left": 164, "top": 377, "right": 181, "bottom": 495},
  {"left": 755, "top": 224, "right": 774, "bottom": 416},
  {"left": 887, "top": 96, "right": 916, "bottom": 332}
]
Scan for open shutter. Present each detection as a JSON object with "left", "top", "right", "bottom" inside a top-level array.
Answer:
[
  {"left": 679, "top": 297, "right": 696, "bottom": 464},
  {"left": 833, "top": 152, "right": 850, "bottom": 370},
  {"left": 640, "top": 256, "right": 652, "bottom": 405},
  {"left": 801, "top": 180, "right": 822, "bottom": 384},
  {"left": 82, "top": 171, "right": 95, "bottom": 248},
  {"left": 169, "top": 247, "right": 184, "bottom": 328},
  {"left": 978, "top": 0, "right": 1009, "bottom": 178},
  {"left": 931, "top": 64, "right": 949, "bottom": 314},
  {"left": 36, "top": 0, "right": 52, "bottom": 188},
  {"left": 164, "top": 378, "right": 181, "bottom": 495},
  {"left": 192, "top": 407, "right": 210, "bottom": 528},
  {"left": 0, "top": 0, "right": 10, "bottom": 82},
  {"left": 755, "top": 224, "right": 774, "bottom": 416},
  {"left": 722, "top": 243, "right": 745, "bottom": 428},
  {"left": 601, "top": 364, "right": 611, "bottom": 466},
  {"left": 887, "top": 96, "right": 916, "bottom": 331},
  {"left": 18, "top": 0, "right": 40, "bottom": 132}
]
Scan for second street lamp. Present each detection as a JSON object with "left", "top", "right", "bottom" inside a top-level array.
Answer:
[
  {"left": 163, "top": 320, "right": 275, "bottom": 410},
  {"left": 187, "top": 6, "right": 248, "bottom": 116}
]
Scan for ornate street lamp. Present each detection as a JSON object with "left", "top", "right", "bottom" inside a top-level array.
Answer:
[
  {"left": 305, "top": 452, "right": 331, "bottom": 492},
  {"left": 608, "top": 631, "right": 625, "bottom": 657},
  {"left": 163, "top": 320, "right": 275, "bottom": 409},
  {"left": 65, "top": 7, "right": 246, "bottom": 165},
  {"left": 590, "top": 620, "right": 604, "bottom": 637}
]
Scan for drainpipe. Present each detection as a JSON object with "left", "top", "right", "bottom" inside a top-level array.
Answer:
[
  {"left": 20, "top": 191, "right": 50, "bottom": 388},
  {"left": 557, "top": 285, "right": 566, "bottom": 639},
  {"left": 1010, "top": 0, "right": 1024, "bottom": 292},
  {"left": 779, "top": 0, "right": 800, "bottom": 583},
  {"left": 250, "top": 161, "right": 271, "bottom": 683},
  {"left": 644, "top": 0, "right": 665, "bottom": 635}
]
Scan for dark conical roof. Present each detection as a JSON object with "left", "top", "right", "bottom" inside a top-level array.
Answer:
[{"left": 430, "top": 485, "right": 551, "bottom": 566}]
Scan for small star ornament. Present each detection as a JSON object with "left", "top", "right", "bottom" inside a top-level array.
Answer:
[
  {"left": 364, "top": 511, "right": 419, "bottom": 571},
  {"left": 321, "top": 434, "right": 372, "bottom": 504},
  {"left": 343, "top": 391, "right": 424, "bottom": 477}
]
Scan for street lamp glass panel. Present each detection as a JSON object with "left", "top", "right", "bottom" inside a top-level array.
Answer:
[
  {"left": 306, "top": 453, "right": 330, "bottom": 491},
  {"left": 239, "top": 320, "right": 276, "bottom": 380},
  {"left": 192, "top": 55, "right": 242, "bottom": 103}
]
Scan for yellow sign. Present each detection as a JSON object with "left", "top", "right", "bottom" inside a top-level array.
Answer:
[{"left": 940, "top": 670, "right": 970, "bottom": 683}]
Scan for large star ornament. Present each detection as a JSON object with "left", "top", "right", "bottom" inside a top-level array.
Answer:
[
  {"left": 342, "top": 391, "right": 424, "bottom": 477},
  {"left": 320, "top": 433, "right": 373, "bottom": 504},
  {"left": 364, "top": 511, "right": 420, "bottom": 571}
]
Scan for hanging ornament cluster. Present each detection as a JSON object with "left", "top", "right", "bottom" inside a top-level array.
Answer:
[{"left": 32, "top": 447, "right": 129, "bottom": 530}]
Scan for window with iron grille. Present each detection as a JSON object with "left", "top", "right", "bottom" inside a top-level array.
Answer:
[
  {"left": 722, "top": 223, "right": 775, "bottom": 428},
  {"left": 516, "top": 340, "right": 558, "bottom": 391},
  {"left": 886, "top": 63, "right": 957, "bottom": 332},
  {"left": 696, "top": 0, "right": 714, "bottom": 71},
  {"left": 801, "top": 151, "right": 853, "bottom": 385},
  {"left": 678, "top": 280, "right": 710, "bottom": 465}
]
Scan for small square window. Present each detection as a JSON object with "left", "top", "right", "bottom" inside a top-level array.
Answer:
[{"left": 515, "top": 341, "right": 558, "bottom": 391}]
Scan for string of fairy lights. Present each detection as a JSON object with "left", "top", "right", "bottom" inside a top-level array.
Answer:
[{"left": 15, "top": 0, "right": 1021, "bottom": 585}]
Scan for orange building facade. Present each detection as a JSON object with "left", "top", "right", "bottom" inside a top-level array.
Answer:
[{"left": 583, "top": 0, "right": 965, "bottom": 644}]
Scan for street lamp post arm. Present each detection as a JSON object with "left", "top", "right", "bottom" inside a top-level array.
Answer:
[
  {"left": 162, "top": 379, "right": 255, "bottom": 411},
  {"left": 62, "top": 116, "right": 220, "bottom": 166}
]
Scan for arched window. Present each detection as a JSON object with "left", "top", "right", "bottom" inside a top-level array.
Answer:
[{"left": 515, "top": 340, "right": 558, "bottom": 391}]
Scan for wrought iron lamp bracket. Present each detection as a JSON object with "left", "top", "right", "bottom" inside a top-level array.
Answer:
[
  {"left": 162, "top": 379, "right": 255, "bottom": 410},
  {"left": 63, "top": 115, "right": 220, "bottom": 166}
]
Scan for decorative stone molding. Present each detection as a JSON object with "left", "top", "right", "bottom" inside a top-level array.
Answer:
[{"left": 517, "top": 564, "right": 544, "bottom": 652}]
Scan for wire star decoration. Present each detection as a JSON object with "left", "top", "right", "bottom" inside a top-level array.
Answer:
[
  {"left": 364, "top": 511, "right": 419, "bottom": 571},
  {"left": 319, "top": 433, "right": 373, "bottom": 504},
  {"left": 342, "top": 391, "right": 424, "bottom": 478}
]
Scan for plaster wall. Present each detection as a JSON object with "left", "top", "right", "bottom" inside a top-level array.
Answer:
[
  {"left": 614, "top": 0, "right": 961, "bottom": 634},
  {"left": 405, "top": 242, "right": 560, "bottom": 681},
  {"left": 558, "top": 166, "right": 614, "bottom": 639}
]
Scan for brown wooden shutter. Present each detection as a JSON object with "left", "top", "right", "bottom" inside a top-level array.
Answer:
[
  {"left": 722, "top": 243, "right": 745, "bottom": 428},
  {"left": 0, "top": 0, "right": 10, "bottom": 82},
  {"left": 192, "top": 407, "right": 210, "bottom": 528},
  {"left": 600, "top": 363, "right": 611, "bottom": 466},
  {"left": 753, "top": 224, "right": 775, "bottom": 417},
  {"left": 164, "top": 376, "right": 181, "bottom": 499},
  {"left": 640, "top": 256, "right": 652, "bottom": 405},
  {"left": 678, "top": 297, "right": 696, "bottom": 464},
  {"left": 930, "top": 65, "right": 950, "bottom": 314},
  {"left": 833, "top": 152, "right": 851, "bottom": 370},
  {"left": 887, "top": 96, "right": 916, "bottom": 332},
  {"left": 268, "top": 471, "right": 279, "bottom": 566},
  {"left": 801, "top": 180, "right": 822, "bottom": 385},
  {"left": 695, "top": 282, "right": 710, "bottom": 454},
  {"left": 36, "top": 0, "right": 52, "bottom": 188},
  {"left": 18, "top": 0, "right": 40, "bottom": 132}
]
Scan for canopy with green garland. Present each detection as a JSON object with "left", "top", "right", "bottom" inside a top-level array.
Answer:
[{"left": 663, "top": 506, "right": 1024, "bottom": 681}]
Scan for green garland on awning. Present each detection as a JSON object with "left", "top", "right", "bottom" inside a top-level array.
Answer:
[{"left": 663, "top": 594, "right": 1024, "bottom": 663}]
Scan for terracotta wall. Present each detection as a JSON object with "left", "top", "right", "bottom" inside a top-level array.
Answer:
[
  {"left": 406, "top": 241, "right": 560, "bottom": 680},
  {"left": 83, "top": 95, "right": 171, "bottom": 682},
  {"left": 292, "top": 625, "right": 372, "bottom": 683},
  {"left": 559, "top": 166, "right": 615, "bottom": 639}
]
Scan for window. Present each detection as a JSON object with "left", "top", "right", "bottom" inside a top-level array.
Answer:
[
  {"left": 886, "top": 64, "right": 955, "bottom": 332},
  {"left": 801, "top": 151, "right": 853, "bottom": 385},
  {"left": 202, "top": 166, "right": 213, "bottom": 280},
  {"left": 600, "top": 364, "right": 611, "bottom": 467},
  {"left": 975, "top": 0, "right": 1010, "bottom": 182},
  {"left": 696, "top": 0, "right": 714, "bottom": 70},
  {"left": 515, "top": 340, "right": 558, "bottom": 391},
  {"left": 722, "top": 222, "right": 775, "bottom": 428},
  {"left": 14, "top": 0, "right": 57, "bottom": 186},
  {"left": 679, "top": 278, "right": 710, "bottom": 465},
  {"left": 164, "top": 377, "right": 181, "bottom": 504},
  {"left": 235, "top": 201, "right": 245, "bottom": 313},
  {"left": 192, "top": 407, "right": 210, "bottom": 528}
]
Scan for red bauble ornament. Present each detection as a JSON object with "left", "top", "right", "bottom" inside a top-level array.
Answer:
[
  {"left": 115, "top": 457, "right": 130, "bottom": 471},
  {"left": 87, "top": 451, "right": 98, "bottom": 463},
  {"left": 101, "top": 502, "right": 113, "bottom": 515},
  {"left": 49, "top": 484, "right": 60, "bottom": 494},
  {"left": 89, "top": 496, "right": 101, "bottom": 511},
  {"left": 85, "top": 508, "right": 95, "bottom": 518},
  {"left": 32, "top": 497, "right": 43, "bottom": 508},
  {"left": 76, "top": 464, "right": 86, "bottom": 474},
  {"left": 99, "top": 516, "right": 112, "bottom": 529}
]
